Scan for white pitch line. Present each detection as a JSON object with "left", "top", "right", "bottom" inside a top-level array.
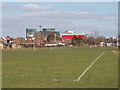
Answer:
[{"left": 74, "top": 51, "right": 105, "bottom": 82}]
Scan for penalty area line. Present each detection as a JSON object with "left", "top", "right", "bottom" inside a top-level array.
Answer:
[{"left": 74, "top": 51, "right": 105, "bottom": 82}]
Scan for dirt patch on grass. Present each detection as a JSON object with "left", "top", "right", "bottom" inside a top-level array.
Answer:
[{"left": 112, "top": 50, "right": 119, "bottom": 55}]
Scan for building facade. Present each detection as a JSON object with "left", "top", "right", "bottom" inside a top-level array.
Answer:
[
  {"left": 62, "top": 31, "right": 86, "bottom": 40},
  {"left": 26, "top": 29, "right": 37, "bottom": 38},
  {"left": 26, "top": 28, "right": 60, "bottom": 39}
]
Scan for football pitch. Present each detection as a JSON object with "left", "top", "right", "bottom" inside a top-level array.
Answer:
[{"left": 2, "top": 47, "right": 118, "bottom": 88}]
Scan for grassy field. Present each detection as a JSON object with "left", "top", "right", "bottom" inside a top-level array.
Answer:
[{"left": 2, "top": 47, "right": 118, "bottom": 88}]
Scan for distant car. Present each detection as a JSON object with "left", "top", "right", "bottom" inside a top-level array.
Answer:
[{"left": 44, "top": 44, "right": 57, "bottom": 47}]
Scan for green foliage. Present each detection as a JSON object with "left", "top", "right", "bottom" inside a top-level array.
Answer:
[
  {"left": 47, "top": 34, "right": 61, "bottom": 42},
  {"left": 47, "top": 34, "right": 54, "bottom": 42},
  {"left": 71, "top": 36, "right": 84, "bottom": 46}
]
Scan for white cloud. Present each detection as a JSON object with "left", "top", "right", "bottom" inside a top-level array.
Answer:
[
  {"left": 94, "top": 13, "right": 117, "bottom": 22},
  {"left": 21, "top": 10, "right": 94, "bottom": 20},
  {"left": 2, "top": 15, "right": 117, "bottom": 37},
  {"left": 2, "top": 3, "right": 54, "bottom": 11},
  {"left": 100, "top": 16, "right": 116, "bottom": 21},
  {"left": 23, "top": 4, "right": 53, "bottom": 10},
  {"left": 2, "top": 3, "right": 118, "bottom": 37}
]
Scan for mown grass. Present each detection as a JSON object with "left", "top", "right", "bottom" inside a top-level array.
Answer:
[{"left": 2, "top": 47, "right": 118, "bottom": 88}]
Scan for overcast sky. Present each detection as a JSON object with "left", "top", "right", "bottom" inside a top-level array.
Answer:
[{"left": 1, "top": 2, "right": 118, "bottom": 38}]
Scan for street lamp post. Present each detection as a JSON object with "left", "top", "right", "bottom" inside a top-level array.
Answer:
[
  {"left": 39, "top": 25, "right": 42, "bottom": 47},
  {"left": 39, "top": 25, "right": 42, "bottom": 31}
]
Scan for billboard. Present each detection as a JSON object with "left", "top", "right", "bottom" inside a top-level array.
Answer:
[
  {"left": 26, "top": 29, "right": 37, "bottom": 38},
  {"left": 27, "top": 32, "right": 34, "bottom": 38}
]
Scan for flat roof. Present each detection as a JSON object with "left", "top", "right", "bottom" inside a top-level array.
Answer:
[{"left": 62, "top": 34, "right": 86, "bottom": 35}]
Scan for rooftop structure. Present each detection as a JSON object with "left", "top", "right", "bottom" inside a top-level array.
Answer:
[
  {"left": 62, "top": 31, "right": 86, "bottom": 39},
  {"left": 26, "top": 29, "right": 37, "bottom": 38},
  {"left": 43, "top": 28, "right": 56, "bottom": 32}
]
